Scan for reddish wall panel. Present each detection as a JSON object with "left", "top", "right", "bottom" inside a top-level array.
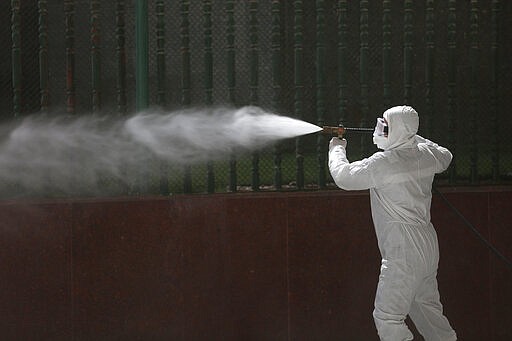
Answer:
[
  {"left": 489, "top": 192, "right": 512, "bottom": 341},
  {"left": 432, "top": 191, "right": 491, "bottom": 341},
  {"left": 287, "top": 193, "right": 380, "bottom": 340},
  {"left": 0, "top": 188, "right": 511, "bottom": 340},
  {"left": 0, "top": 203, "right": 72, "bottom": 340}
]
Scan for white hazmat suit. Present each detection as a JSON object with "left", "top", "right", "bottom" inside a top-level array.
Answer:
[{"left": 328, "top": 106, "right": 457, "bottom": 341}]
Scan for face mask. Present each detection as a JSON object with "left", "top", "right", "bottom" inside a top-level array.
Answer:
[{"left": 373, "top": 118, "right": 389, "bottom": 150}]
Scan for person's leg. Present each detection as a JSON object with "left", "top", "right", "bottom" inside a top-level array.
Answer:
[
  {"left": 409, "top": 272, "right": 457, "bottom": 341},
  {"left": 373, "top": 258, "right": 415, "bottom": 341}
]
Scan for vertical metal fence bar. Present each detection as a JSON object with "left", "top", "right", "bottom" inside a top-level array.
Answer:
[
  {"left": 249, "top": 0, "right": 260, "bottom": 191},
  {"left": 181, "top": 0, "right": 192, "bottom": 193},
  {"left": 425, "top": 0, "right": 435, "bottom": 136},
  {"left": 359, "top": 0, "right": 369, "bottom": 157},
  {"left": 403, "top": 0, "right": 413, "bottom": 105},
  {"left": 491, "top": 0, "right": 500, "bottom": 181},
  {"left": 226, "top": 0, "right": 237, "bottom": 192},
  {"left": 338, "top": 0, "right": 348, "bottom": 126},
  {"left": 156, "top": 0, "right": 169, "bottom": 195},
  {"left": 316, "top": 0, "right": 326, "bottom": 189},
  {"left": 447, "top": 0, "right": 457, "bottom": 183},
  {"left": 382, "top": 0, "right": 391, "bottom": 109},
  {"left": 64, "top": 0, "right": 75, "bottom": 115},
  {"left": 11, "top": 0, "right": 21, "bottom": 117},
  {"left": 91, "top": 0, "right": 101, "bottom": 112},
  {"left": 204, "top": 0, "right": 215, "bottom": 193},
  {"left": 39, "top": 0, "right": 49, "bottom": 112},
  {"left": 469, "top": 0, "right": 479, "bottom": 184},
  {"left": 116, "top": 0, "right": 127, "bottom": 115},
  {"left": 156, "top": 0, "right": 166, "bottom": 108},
  {"left": 135, "top": 0, "right": 149, "bottom": 112},
  {"left": 272, "top": 0, "right": 282, "bottom": 190},
  {"left": 294, "top": 0, "right": 304, "bottom": 190}
]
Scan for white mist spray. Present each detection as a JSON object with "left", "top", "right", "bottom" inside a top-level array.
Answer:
[{"left": 0, "top": 106, "right": 321, "bottom": 194}]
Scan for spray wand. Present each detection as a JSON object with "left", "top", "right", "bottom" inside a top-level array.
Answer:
[{"left": 321, "top": 124, "right": 374, "bottom": 138}]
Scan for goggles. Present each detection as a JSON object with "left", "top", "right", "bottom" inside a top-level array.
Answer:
[{"left": 374, "top": 118, "right": 388, "bottom": 137}]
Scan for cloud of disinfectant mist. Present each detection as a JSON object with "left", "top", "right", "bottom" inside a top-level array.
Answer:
[{"left": 0, "top": 106, "right": 321, "bottom": 194}]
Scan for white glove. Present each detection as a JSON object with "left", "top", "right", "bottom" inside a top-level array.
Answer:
[{"left": 329, "top": 137, "right": 347, "bottom": 149}]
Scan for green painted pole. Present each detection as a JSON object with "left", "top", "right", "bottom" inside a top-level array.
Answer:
[
  {"left": 294, "top": 0, "right": 304, "bottom": 190},
  {"left": 469, "top": 0, "right": 479, "bottom": 184},
  {"left": 316, "top": 0, "right": 326, "bottom": 189},
  {"left": 382, "top": 0, "right": 391, "bottom": 109},
  {"left": 135, "top": 0, "right": 149, "bottom": 112},
  {"left": 65, "top": 0, "right": 75, "bottom": 115},
  {"left": 359, "top": 0, "right": 369, "bottom": 157},
  {"left": 338, "top": 0, "right": 348, "bottom": 126},
  {"left": 204, "top": 0, "right": 215, "bottom": 193},
  {"left": 91, "top": 0, "right": 101, "bottom": 112},
  {"left": 447, "top": 0, "right": 457, "bottom": 183},
  {"left": 271, "top": 0, "right": 282, "bottom": 190},
  {"left": 226, "top": 0, "right": 237, "bottom": 192},
  {"left": 249, "top": 0, "right": 260, "bottom": 191},
  {"left": 39, "top": 0, "right": 49, "bottom": 111},
  {"left": 181, "top": 0, "right": 192, "bottom": 193},
  {"left": 156, "top": 0, "right": 169, "bottom": 196},
  {"left": 491, "top": 0, "right": 500, "bottom": 182},
  {"left": 425, "top": 0, "right": 435, "bottom": 137},
  {"left": 403, "top": 0, "right": 413, "bottom": 105},
  {"left": 116, "top": 0, "right": 127, "bottom": 115},
  {"left": 11, "top": 0, "right": 22, "bottom": 117}
]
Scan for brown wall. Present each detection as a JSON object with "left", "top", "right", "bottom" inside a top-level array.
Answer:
[{"left": 0, "top": 188, "right": 510, "bottom": 340}]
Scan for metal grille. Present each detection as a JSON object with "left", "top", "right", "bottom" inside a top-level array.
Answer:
[{"left": 0, "top": 0, "right": 511, "bottom": 199}]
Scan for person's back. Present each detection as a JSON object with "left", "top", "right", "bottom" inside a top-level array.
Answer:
[{"left": 328, "top": 106, "right": 457, "bottom": 341}]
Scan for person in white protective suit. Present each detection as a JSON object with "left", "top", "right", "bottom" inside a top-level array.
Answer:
[{"left": 328, "top": 106, "right": 457, "bottom": 341}]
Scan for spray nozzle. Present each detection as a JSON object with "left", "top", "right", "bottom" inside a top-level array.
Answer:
[{"left": 321, "top": 124, "right": 374, "bottom": 138}]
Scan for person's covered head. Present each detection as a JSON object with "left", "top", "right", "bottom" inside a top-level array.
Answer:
[{"left": 373, "top": 105, "right": 419, "bottom": 151}]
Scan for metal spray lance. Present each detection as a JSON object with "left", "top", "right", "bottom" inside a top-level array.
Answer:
[{"left": 321, "top": 124, "right": 374, "bottom": 138}]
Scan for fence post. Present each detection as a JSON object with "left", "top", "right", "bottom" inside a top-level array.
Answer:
[
  {"left": 469, "top": 0, "right": 479, "bottom": 184},
  {"left": 491, "top": 0, "right": 500, "bottom": 182},
  {"left": 91, "top": 0, "right": 101, "bottom": 112},
  {"left": 64, "top": 0, "right": 75, "bottom": 115},
  {"left": 425, "top": 0, "right": 435, "bottom": 137},
  {"left": 249, "top": 0, "right": 260, "bottom": 191},
  {"left": 39, "top": 0, "right": 49, "bottom": 112},
  {"left": 382, "top": 0, "right": 391, "bottom": 109},
  {"left": 447, "top": 0, "right": 457, "bottom": 183},
  {"left": 338, "top": 0, "right": 348, "bottom": 127},
  {"left": 181, "top": 0, "right": 192, "bottom": 193},
  {"left": 403, "top": 0, "right": 413, "bottom": 105},
  {"left": 316, "top": 0, "right": 326, "bottom": 189},
  {"left": 156, "top": 0, "right": 169, "bottom": 195},
  {"left": 226, "top": 0, "right": 237, "bottom": 192},
  {"left": 11, "top": 0, "right": 22, "bottom": 117},
  {"left": 294, "top": 0, "right": 304, "bottom": 190},
  {"left": 272, "top": 0, "right": 282, "bottom": 190},
  {"left": 204, "top": 0, "right": 215, "bottom": 193},
  {"left": 135, "top": 0, "right": 149, "bottom": 112},
  {"left": 359, "top": 0, "right": 369, "bottom": 157},
  {"left": 116, "top": 0, "right": 127, "bottom": 115}
]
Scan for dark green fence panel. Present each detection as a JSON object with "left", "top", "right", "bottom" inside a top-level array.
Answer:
[{"left": 1, "top": 0, "right": 512, "bottom": 199}]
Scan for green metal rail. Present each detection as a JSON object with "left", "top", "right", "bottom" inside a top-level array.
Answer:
[{"left": 3, "top": 0, "right": 511, "bottom": 198}]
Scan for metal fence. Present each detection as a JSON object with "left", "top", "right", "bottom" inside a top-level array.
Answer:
[{"left": 1, "top": 0, "right": 511, "bottom": 198}]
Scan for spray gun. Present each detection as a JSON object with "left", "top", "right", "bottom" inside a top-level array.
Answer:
[{"left": 321, "top": 124, "right": 374, "bottom": 138}]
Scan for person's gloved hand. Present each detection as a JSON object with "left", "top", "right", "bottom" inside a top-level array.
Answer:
[{"left": 329, "top": 137, "right": 347, "bottom": 149}]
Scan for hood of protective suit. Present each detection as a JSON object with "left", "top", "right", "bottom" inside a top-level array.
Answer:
[{"left": 374, "top": 105, "right": 419, "bottom": 151}]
